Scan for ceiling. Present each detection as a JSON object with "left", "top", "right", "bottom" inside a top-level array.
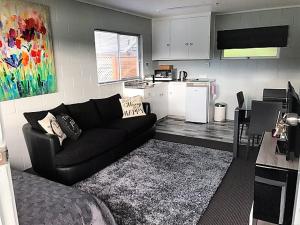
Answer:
[{"left": 76, "top": 0, "right": 300, "bottom": 18}]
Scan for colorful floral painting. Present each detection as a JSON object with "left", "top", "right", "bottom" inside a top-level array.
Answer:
[{"left": 0, "top": 0, "right": 56, "bottom": 101}]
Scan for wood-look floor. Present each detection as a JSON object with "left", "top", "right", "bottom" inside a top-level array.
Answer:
[{"left": 156, "top": 116, "right": 248, "bottom": 145}]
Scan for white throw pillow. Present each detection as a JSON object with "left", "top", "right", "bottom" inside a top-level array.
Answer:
[
  {"left": 38, "top": 112, "right": 67, "bottom": 145},
  {"left": 119, "top": 96, "right": 146, "bottom": 119}
]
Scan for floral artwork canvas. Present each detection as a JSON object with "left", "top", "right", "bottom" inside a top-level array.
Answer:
[{"left": 0, "top": 0, "right": 56, "bottom": 101}]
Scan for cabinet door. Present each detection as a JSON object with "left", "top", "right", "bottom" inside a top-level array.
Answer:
[
  {"left": 158, "top": 84, "right": 169, "bottom": 119},
  {"left": 254, "top": 166, "right": 288, "bottom": 224},
  {"left": 168, "top": 83, "right": 186, "bottom": 117},
  {"left": 149, "top": 87, "right": 157, "bottom": 117},
  {"left": 152, "top": 20, "right": 171, "bottom": 60},
  {"left": 150, "top": 84, "right": 168, "bottom": 120},
  {"left": 187, "top": 16, "right": 211, "bottom": 59},
  {"left": 150, "top": 89, "right": 162, "bottom": 119},
  {"left": 123, "top": 88, "right": 145, "bottom": 98},
  {"left": 170, "top": 18, "right": 189, "bottom": 59},
  {"left": 144, "top": 88, "right": 154, "bottom": 100},
  {"left": 185, "top": 86, "right": 208, "bottom": 123}
]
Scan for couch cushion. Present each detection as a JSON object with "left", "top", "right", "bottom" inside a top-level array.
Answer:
[
  {"left": 107, "top": 113, "right": 157, "bottom": 138},
  {"left": 56, "top": 114, "right": 82, "bottom": 141},
  {"left": 38, "top": 112, "right": 67, "bottom": 145},
  {"left": 55, "top": 128, "right": 127, "bottom": 167},
  {"left": 91, "top": 94, "right": 123, "bottom": 122},
  {"left": 119, "top": 96, "right": 146, "bottom": 118},
  {"left": 66, "top": 101, "right": 102, "bottom": 130},
  {"left": 24, "top": 104, "right": 69, "bottom": 132}
]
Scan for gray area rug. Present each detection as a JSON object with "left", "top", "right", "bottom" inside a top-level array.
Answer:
[{"left": 74, "top": 139, "right": 233, "bottom": 225}]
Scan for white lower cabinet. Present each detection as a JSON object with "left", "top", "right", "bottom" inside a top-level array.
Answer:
[
  {"left": 123, "top": 83, "right": 169, "bottom": 120},
  {"left": 168, "top": 82, "right": 186, "bottom": 117}
]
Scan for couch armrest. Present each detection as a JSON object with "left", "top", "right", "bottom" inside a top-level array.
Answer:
[
  {"left": 142, "top": 102, "right": 151, "bottom": 114},
  {"left": 22, "top": 124, "right": 60, "bottom": 178}
]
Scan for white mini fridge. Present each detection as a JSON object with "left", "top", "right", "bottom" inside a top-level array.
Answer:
[{"left": 185, "top": 81, "right": 215, "bottom": 123}]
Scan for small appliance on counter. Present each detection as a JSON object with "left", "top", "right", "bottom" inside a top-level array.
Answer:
[
  {"left": 145, "top": 65, "right": 177, "bottom": 82},
  {"left": 178, "top": 71, "right": 188, "bottom": 81}
]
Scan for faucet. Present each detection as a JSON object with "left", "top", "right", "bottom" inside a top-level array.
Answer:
[{"left": 151, "top": 74, "right": 155, "bottom": 83}]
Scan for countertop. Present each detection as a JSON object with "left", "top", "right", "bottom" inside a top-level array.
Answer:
[{"left": 124, "top": 79, "right": 216, "bottom": 89}]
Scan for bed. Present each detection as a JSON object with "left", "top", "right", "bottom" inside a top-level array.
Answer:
[{"left": 12, "top": 170, "right": 117, "bottom": 225}]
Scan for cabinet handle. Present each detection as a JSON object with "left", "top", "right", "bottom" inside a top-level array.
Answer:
[
  {"left": 166, "top": 43, "right": 170, "bottom": 47},
  {"left": 190, "top": 43, "right": 193, "bottom": 46},
  {"left": 185, "top": 43, "right": 189, "bottom": 46}
]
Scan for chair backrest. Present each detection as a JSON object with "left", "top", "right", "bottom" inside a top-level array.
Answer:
[
  {"left": 248, "top": 100, "right": 282, "bottom": 136},
  {"left": 263, "top": 89, "right": 287, "bottom": 102},
  {"left": 237, "top": 91, "right": 245, "bottom": 108},
  {"left": 263, "top": 88, "right": 287, "bottom": 110}
]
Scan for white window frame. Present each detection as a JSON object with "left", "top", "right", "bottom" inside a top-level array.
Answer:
[
  {"left": 94, "top": 30, "right": 142, "bottom": 84},
  {"left": 221, "top": 47, "right": 281, "bottom": 59}
]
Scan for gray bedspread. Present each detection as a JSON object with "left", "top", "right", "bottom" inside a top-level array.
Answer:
[{"left": 12, "top": 170, "right": 117, "bottom": 225}]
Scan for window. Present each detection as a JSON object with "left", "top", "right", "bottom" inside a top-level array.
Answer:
[
  {"left": 222, "top": 47, "right": 280, "bottom": 59},
  {"left": 94, "top": 30, "right": 140, "bottom": 83}
]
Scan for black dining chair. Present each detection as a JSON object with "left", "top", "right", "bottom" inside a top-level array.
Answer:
[
  {"left": 236, "top": 91, "right": 250, "bottom": 142},
  {"left": 237, "top": 91, "right": 245, "bottom": 108},
  {"left": 263, "top": 88, "right": 288, "bottom": 112},
  {"left": 246, "top": 100, "right": 282, "bottom": 159}
]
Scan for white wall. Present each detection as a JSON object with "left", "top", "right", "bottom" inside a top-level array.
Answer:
[
  {"left": 159, "top": 7, "right": 300, "bottom": 120},
  {"left": 0, "top": 0, "right": 152, "bottom": 170}
]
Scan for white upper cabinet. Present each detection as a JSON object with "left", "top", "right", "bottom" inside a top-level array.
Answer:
[
  {"left": 152, "top": 20, "right": 171, "bottom": 60},
  {"left": 170, "top": 18, "right": 189, "bottom": 59},
  {"left": 187, "top": 16, "right": 211, "bottom": 59},
  {"left": 152, "top": 13, "right": 211, "bottom": 60}
]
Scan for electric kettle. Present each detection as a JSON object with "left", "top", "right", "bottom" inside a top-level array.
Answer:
[{"left": 178, "top": 71, "right": 188, "bottom": 81}]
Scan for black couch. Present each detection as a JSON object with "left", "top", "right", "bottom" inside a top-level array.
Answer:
[{"left": 23, "top": 94, "right": 157, "bottom": 185}]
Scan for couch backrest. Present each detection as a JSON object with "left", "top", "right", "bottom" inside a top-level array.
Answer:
[
  {"left": 23, "top": 104, "right": 69, "bottom": 132},
  {"left": 91, "top": 94, "right": 123, "bottom": 123},
  {"left": 24, "top": 94, "right": 123, "bottom": 131},
  {"left": 65, "top": 100, "right": 102, "bottom": 130}
]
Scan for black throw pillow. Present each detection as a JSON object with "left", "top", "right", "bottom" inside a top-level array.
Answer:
[
  {"left": 24, "top": 104, "right": 69, "bottom": 132},
  {"left": 91, "top": 94, "right": 123, "bottom": 122},
  {"left": 66, "top": 100, "right": 102, "bottom": 130},
  {"left": 56, "top": 114, "right": 82, "bottom": 140}
]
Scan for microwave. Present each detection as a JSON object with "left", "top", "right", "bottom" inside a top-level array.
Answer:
[
  {"left": 154, "top": 69, "right": 176, "bottom": 80},
  {"left": 144, "top": 69, "right": 177, "bottom": 81}
]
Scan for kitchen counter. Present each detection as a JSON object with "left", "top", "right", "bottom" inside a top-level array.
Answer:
[
  {"left": 123, "top": 82, "right": 169, "bottom": 120},
  {"left": 186, "top": 78, "right": 216, "bottom": 83},
  {"left": 124, "top": 81, "right": 164, "bottom": 89},
  {"left": 124, "top": 79, "right": 216, "bottom": 89},
  {"left": 124, "top": 85, "right": 154, "bottom": 89},
  {"left": 156, "top": 79, "right": 216, "bottom": 83},
  {"left": 123, "top": 79, "right": 216, "bottom": 122}
]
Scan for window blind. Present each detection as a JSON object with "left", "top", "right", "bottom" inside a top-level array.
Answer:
[{"left": 217, "top": 25, "right": 289, "bottom": 50}]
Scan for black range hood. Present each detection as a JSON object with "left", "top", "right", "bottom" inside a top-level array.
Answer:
[{"left": 217, "top": 25, "right": 289, "bottom": 50}]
